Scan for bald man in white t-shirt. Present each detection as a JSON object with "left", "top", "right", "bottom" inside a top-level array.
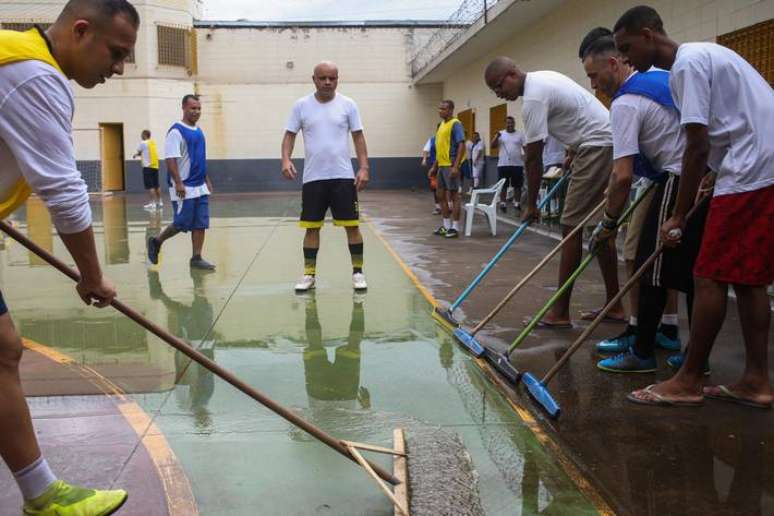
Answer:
[
  {"left": 485, "top": 57, "right": 626, "bottom": 328},
  {"left": 281, "top": 61, "right": 370, "bottom": 293}
]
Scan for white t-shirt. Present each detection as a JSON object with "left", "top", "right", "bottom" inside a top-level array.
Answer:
[
  {"left": 471, "top": 141, "right": 484, "bottom": 166},
  {"left": 522, "top": 70, "right": 612, "bottom": 149},
  {"left": 286, "top": 93, "right": 364, "bottom": 184},
  {"left": 496, "top": 130, "right": 525, "bottom": 167},
  {"left": 165, "top": 123, "right": 210, "bottom": 200},
  {"left": 542, "top": 135, "right": 566, "bottom": 166},
  {"left": 670, "top": 43, "right": 774, "bottom": 196},
  {"left": 611, "top": 74, "right": 684, "bottom": 176},
  {"left": 0, "top": 60, "right": 90, "bottom": 234},
  {"left": 136, "top": 141, "right": 152, "bottom": 168}
]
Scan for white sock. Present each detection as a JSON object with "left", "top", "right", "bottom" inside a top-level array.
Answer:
[
  {"left": 629, "top": 316, "right": 638, "bottom": 326},
  {"left": 661, "top": 313, "right": 678, "bottom": 326},
  {"left": 13, "top": 456, "right": 57, "bottom": 501},
  {"left": 443, "top": 218, "right": 451, "bottom": 230},
  {"left": 452, "top": 220, "right": 460, "bottom": 231},
  {"left": 434, "top": 203, "right": 441, "bottom": 209}
]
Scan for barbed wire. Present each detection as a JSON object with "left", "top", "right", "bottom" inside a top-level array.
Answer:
[{"left": 409, "top": 0, "right": 502, "bottom": 77}]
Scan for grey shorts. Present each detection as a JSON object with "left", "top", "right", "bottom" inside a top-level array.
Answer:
[
  {"left": 437, "top": 167, "right": 461, "bottom": 192},
  {"left": 622, "top": 184, "right": 655, "bottom": 261},
  {"left": 561, "top": 145, "right": 612, "bottom": 227}
]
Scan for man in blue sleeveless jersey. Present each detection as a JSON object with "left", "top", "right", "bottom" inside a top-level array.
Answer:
[
  {"left": 147, "top": 94, "right": 215, "bottom": 270},
  {"left": 580, "top": 36, "right": 708, "bottom": 374}
]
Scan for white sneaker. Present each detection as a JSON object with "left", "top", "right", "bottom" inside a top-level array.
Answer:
[
  {"left": 143, "top": 202, "right": 156, "bottom": 210},
  {"left": 157, "top": 200, "right": 164, "bottom": 208},
  {"left": 352, "top": 272, "right": 367, "bottom": 291},
  {"left": 294, "top": 275, "right": 316, "bottom": 292}
]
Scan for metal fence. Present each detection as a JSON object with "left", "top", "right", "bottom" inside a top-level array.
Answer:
[{"left": 409, "top": 0, "right": 502, "bottom": 77}]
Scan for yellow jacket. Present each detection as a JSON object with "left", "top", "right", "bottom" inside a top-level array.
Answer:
[{"left": 0, "top": 28, "right": 63, "bottom": 219}]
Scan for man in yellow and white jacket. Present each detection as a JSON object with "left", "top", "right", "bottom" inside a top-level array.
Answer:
[{"left": 0, "top": 1, "right": 138, "bottom": 514}]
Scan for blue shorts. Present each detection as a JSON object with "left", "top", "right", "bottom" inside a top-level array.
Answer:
[
  {"left": 172, "top": 195, "right": 210, "bottom": 232},
  {"left": 0, "top": 289, "right": 7, "bottom": 316}
]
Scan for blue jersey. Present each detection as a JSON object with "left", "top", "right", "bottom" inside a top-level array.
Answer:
[
  {"left": 166, "top": 122, "right": 207, "bottom": 188},
  {"left": 612, "top": 70, "right": 675, "bottom": 181}
]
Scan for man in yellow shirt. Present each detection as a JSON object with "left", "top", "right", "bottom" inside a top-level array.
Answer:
[
  {"left": 0, "top": 1, "right": 138, "bottom": 514},
  {"left": 429, "top": 99, "right": 466, "bottom": 238},
  {"left": 133, "top": 129, "right": 162, "bottom": 210}
]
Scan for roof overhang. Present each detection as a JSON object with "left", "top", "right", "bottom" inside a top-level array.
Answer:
[{"left": 413, "top": 0, "right": 565, "bottom": 84}]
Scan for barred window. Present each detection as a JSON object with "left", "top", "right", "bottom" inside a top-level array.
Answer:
[
  {"left": 157, "top": 25, "right": 188, "bottom": 67},
  {"left": 718, "top": 19, "right": 774, "bottom": 85}
]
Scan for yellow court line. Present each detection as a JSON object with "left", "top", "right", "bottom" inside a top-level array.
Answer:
[
  {"left": 363, "top": 220, "right": 615, "bottom": 515},
  {"left": 22, "top": 338, "right": 199, "bottom": 516}
]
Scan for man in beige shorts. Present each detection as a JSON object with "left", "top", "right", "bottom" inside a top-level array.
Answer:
[{"left": 485, "top": 57, "right": 625, "bottom": 326}]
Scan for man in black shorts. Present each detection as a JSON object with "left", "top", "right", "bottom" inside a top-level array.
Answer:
[
  {"left": 282, "top": 61, "right": 370, "bottom": 292},
  {"left": 491, "top": 116, "right": 526, "bottom": 212},
  {"left": 133, "top": 129, "right": 161, "bottom": 210}
]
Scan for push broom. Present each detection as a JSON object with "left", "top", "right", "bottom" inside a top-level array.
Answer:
[
  {"left": 452, "top": 198, "right": 606, "bottom": 356},
  {"left": 522, "top": 196, "right": 709, "bottom": 418},
  {"left": 482, "top": 183, "right": 656, "bottom": 385},
  {"left": 0, "top": 220, "right": 416, "bottom": 513},
  {"left": 433, "top": 171, "right": 570, "bottom": 331}
]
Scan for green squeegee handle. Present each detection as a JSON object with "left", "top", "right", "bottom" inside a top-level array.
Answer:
[
  {"left": 506, "top": 182, "right": 656, "bottom": 354},
  {"left": 0, "top": 220, "right": 400, "bottom": 486}
]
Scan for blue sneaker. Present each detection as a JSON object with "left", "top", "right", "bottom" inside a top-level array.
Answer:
[
  {"left": 656, "top": 330, "right": 681, "bottom": 351},
  {"left": 666, "top": 352, "right": 711, "bottom": 375},
  {"left": 596, "top": 327, "right": 636, "bottom": 354},
  {"left": 598, "top": 350, "right": 657, "bottom": 373}
]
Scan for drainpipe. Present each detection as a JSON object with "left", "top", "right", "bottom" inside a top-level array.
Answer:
[{"left": 483, "top": 0, "right": 488, "bottom": 24}]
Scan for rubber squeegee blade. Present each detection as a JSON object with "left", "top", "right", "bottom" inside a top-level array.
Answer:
[
  {"left": 452, "top": 327, "right": 485, "bottom": 357},
  {"left": 432, "top": 307, "right": 460, "bottom": 330},
  {"left": 483, "top": 347, "right": 521, "bottom": 385},
  {"left": 522, "top": 372, "right": 561, "bottom": 419}
]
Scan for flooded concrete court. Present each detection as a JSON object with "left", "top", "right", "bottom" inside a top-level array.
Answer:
[{"left": 0, "top": 193, "right": 599, "bottom": 515}]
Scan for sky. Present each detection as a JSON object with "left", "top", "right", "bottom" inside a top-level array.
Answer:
[{"left": 201, "top": 0, "right": 464, "bottom": 22}]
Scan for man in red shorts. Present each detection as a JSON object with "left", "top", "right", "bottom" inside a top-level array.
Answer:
[{"left": 614, "top": 5, "right": 773, "bottom": 408}]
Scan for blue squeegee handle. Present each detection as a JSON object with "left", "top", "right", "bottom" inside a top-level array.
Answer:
[
  {"left": 449, "top": 173, "right": 570, "bottom": 312},
  {"left": 506, "top": 182, "right": 656, "bottom": 354}
]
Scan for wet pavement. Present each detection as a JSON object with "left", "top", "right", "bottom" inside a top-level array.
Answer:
[
  {"left": 365, "top": 189, "right": 774, "bottom": 516},
  {"left": 0, "top": 193, "right": 606, "bottom": 515}
]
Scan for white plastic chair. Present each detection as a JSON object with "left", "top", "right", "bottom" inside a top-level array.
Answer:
[{"left": 464, "top": 178, "right": 507, "bottom": 237}]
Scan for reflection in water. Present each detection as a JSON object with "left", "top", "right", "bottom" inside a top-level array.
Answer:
[
  {"left": 437, "top": 333, "right": 583, "bottom": 514},
  {"left": 303, "top": 293, "right": 370, "bottom": 411},
  {"left": 102, "top": 195, "right": 129, "bottom": 264},
  {"left": 289, "top": 294, "right": 371, "bottom": 442},
  {"left": 148, "top": 269, "right": 216, "bottom": 431}
]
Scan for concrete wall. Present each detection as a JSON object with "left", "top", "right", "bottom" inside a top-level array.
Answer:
[
  {"left": 437, "top": 0, "right": 774, "bottom": 168},
  {"left": 0, "top": 0, "right": 443, "bottom": 190}
]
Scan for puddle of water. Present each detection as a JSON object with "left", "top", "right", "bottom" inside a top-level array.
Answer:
[{"left": 4, "top": 195, "right": 597, "bottom": 515}]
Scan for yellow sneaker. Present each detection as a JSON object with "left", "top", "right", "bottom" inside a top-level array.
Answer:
[{"left": 23, "top": 480, "right": 127, "bottom": 516}]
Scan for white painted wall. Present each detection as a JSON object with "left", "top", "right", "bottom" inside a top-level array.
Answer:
[
  {"left": 194, "top": 26, "right": 441, "bottom": 159},
  {"left": 438, "top": 0, "right": 774, "bottom": 150}
]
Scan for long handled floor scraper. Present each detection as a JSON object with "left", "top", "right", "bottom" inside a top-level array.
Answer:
[
  {"left": 481, "top": 183, "right": 656, "bottom": 385},
  {"left": 522, "top": 197, "right": 709, "bottom": 418},
  {"left": 433, "top": 172, "right": 570, "bottom": 331},
  {"left": 1, "top": 220, "right": 486, "bottom": 516},
  {"left": 453, "top": 199, "right": 606, "bottom": 356}
]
